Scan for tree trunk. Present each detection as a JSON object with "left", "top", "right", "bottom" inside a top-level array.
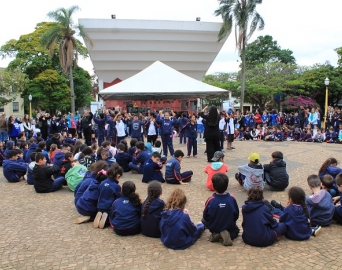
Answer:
[
  {"left": 69, "top": 66, "right": 75, "bottom": 114},
  {"left": 240, "top": 39, "right": 246, "bottom": 113}
]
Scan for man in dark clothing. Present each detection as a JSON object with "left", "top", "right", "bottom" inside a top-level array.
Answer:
[
  {"left": 39, "top": 113, "right": 51, "bottom": 140},
  {"left": 81, "top": 110, "right": 93, "bottom": 146},
  {"left": 298, "top": 106, "right": 305, "bottom": 129}
]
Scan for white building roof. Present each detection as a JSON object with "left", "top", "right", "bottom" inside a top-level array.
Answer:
[
  {"left": 78, "top": 19, "right": 228, "bottom": 82},
  {"left": 99, "top": 61, "right": 228, "bottom": 100}
]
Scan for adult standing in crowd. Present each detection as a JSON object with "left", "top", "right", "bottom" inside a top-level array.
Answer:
[
  {"left": 8, "top": 115, "right": 21, "bottom": 142},
  {"left": 201, "top": 105, "right": 220, "bottom": 162},
  {"left": 81, "top": 110, "right": 93, "bottom": 146},
  {"left": 22, "top": 114, "right": 32, "bottom": 139},
  {"left": 298, "top": 106, "right": 305, "bottom": 129},
  {"left": 0, "top": 114, "right": 8, "bottom": 142},
  {"left": 39, "top": 112, "right": 50, "bottom": 140}
]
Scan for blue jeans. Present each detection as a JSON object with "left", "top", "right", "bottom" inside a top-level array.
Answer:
[
  {"left": 49, "top": 176, "right": 65, "bottom": 192},
  {"left": 128, "top": 162, "right": 143, "bottom": 174},
  {"left": 0, "top": 130, "right": 8, "bottom": 142},
  {"left": 165, "top": 171, "right": 193, "bottom": 184}
]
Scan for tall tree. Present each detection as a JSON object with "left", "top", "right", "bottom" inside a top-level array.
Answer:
[
  {"left": 245, "top": 35, "right": 296, "bottom": 69},
  {"left": 215, "top": 0, "right": 265, "bottom": 112},
  {"left": 0, "top": 68, "right": 28, "bottom": 106},
  {"left": 40, "top": 5, "right": 92, "bottom": 114}
]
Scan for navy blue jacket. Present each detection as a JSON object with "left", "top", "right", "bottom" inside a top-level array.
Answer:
[
  {"left": 306, "top": 190, "right": 334, "bottom": 226},
  {"left": 156, "top": 116, "right": 178, "bottom": 135},
  {"left": 130, "top": 120, "right": 143, "bottom": 138},
  {"left": 202, "top": 193, "right": 239, "bottom": 233},
  {"left": 74, "top": 172, "right": 95, "bottom": 206},
  {"left": 132, "top": 149, "right": 151, "bottom": 167},
  {"left": 4, "top": 141, "right": 15, "bottom": 159},
  {"left": 106, "top": 116, "right": 116, "bottom": 138},
  {"left": 165, "top": 157, "right": 182, "bottom": 181},
  {"left": 319, "top": 166, "right": 342, "bottom": 179},
  {"left": 3, "top": 159, "right": 28, "bottom": 182},
  {"left": 142, "top": 158, "right": 164, "bottom": 183},
  {"left": 76, "top": 178, "right": 101, "bottom": 215},
  {"left": 242, "top": 200, "right": 283, "bottom": 247},
  {"left": 279, "top": 204, "right": 311, "bottom": 240},
  {"left": 97, "top": 178, "right": 121, "bottom": 213},
  {"left": 181, "top": 122, "right": 197, "bottom": 138},
  {"left": 178, "top": 117, "right": 189, "bottom": 132},
  {"left": 25, "top": 142, "right": 38, "bottom": 163},
  {"left": 93, "top": 115, "right": 106, "bottom": 136},
  {"left": 110, "top": 197, "right": 141, "bottom": 230},
  {"left": 141, "top": 198, "right": 165, "bottom": 238},
  {"left": 160, "top": 209, "right": 203, "bottom": 250},
  {"left": 27, "top": 164, "right": 34, "bottom": 185},
  {"left": 53, "top": 151, "right": 65, "bottom": 167},
  {"left": 114, "top": 152, "right": 131, "bottom": 172},
  {"left": 128, "top": 147, "right": 136, "bottom": 161}
]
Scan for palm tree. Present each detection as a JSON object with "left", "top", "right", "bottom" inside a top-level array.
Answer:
[
  {"left": 215, "top": 0, "right": 264, "bottom": 112},
  {"left": 40, "top": 5, "right": 91, "bottom": 113}
]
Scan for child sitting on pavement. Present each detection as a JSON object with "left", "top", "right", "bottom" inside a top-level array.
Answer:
[
  {"left": 321, "top": 174, "right": 338, "bottom": 197},
  {"left": 202, "top": 173, "right": 239, "bottom": 246},
  {"left": 165, "top": 150, "right": 193, "bottom": 185},
  {"left": 242, "top": 187, "right": 286, "bottom": 247},
  {"left": 235, "top": 152, "right": 264, "bottom": 191},
  {"left": 3, "top": 150, "right": 28, "bottom": 183},
  {"left": 263, "top": 151, "right": 289, "bottom": 191},
  {"left": 142, "top": 151, "right": 164, "bottom": 183},
  {"left": 204, "top": 151, "right": 228, "bottom": 191},
  {"left": 128, "top": 142, "right": 151, "bottom": 174},
  {"left": 332, "top": 174, "right": 342, "bottom": 224},
  {"left": 306, "top": 174, "right": 335, "bottom": 228},
  {"left": 114, "top": 143, "right": 131, "bottom": 172}
]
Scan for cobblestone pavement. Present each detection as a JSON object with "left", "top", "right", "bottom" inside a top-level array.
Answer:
[{"left": 0, "top": 140, "right": 340, "bottom": 270}]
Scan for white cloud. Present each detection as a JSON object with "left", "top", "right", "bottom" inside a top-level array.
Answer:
[{"left": 0, "top": 0, "right": 341, "bottom": 75}]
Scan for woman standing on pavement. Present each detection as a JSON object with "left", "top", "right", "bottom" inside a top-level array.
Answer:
[
  {"left": 201, "top": 106, "right": 221, "bottom": 162},
  {"left": 81, "top": 110, "right": 93, "bottom": 146}
]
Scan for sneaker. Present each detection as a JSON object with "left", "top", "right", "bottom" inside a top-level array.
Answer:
[
  {"left": 220, "top": 230, "right": 233, "bottom": 246},
  {"left": 98, "top": 212, "right": 108, "bottom": 229},
  {"left": 131, "top": 169, "right": 139, "bottom": 174},
  {"left": 209, "top": 233, "right": 222, "bottom": 242},
  {"left": 231, "top": 146, "right": 235, "bottom": 149},
  {"left": 264, "top": 200, "right": 274, "bottom": 211},
  {"left": 73, "top": 216, "right": 91, "bottom": 224},
  {"left": 93, "top": 212, "right": 102, "bottom": 228},
  {"left": 235, "top": 173, "right": 242, "bottom": 186},
  {"left": 312, "top": 225, "right": 322, "bottom": 236},
  {"left": 271, "top": 200, "right": 285, "bottom": 211}
]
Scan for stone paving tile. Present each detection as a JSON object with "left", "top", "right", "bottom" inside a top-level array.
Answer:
[{"left": 0, "top": 140, "right": 341, "bottom": 269}]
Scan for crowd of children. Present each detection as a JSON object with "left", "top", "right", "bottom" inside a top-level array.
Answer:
[{"left": 2, "top": 126, "right": 342, "bottom": 250}]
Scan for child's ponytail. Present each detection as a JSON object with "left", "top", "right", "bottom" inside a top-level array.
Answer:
[
  {"left": 288, "top": 186, "right": 310, "bottom": 226},
  {"left": 122, "top": 181, "right": 141, "bottom": 207},
  {"left": 318, "top": 158, "right": 338, "bottom": 175},
  {"left": 142, "top": 181, "right": 162, "bottom": 218}
]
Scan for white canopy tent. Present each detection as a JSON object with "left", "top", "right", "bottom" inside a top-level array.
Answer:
[{"left": 99, "top": 61, "right": 229, "bottom": 100}]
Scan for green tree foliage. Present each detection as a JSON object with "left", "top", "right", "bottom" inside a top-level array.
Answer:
[
  {"left": 0, "top": 68, "right": 29, "bottom": 106},
  {"left": 215, "top": 0, "right": 265, "bottom": 111},
  {"left": 336, "top": 47, "right": 342, "bottom": 67},
  {"left": 287, "top": 63, "right": 342, "bottom": 107},
  {"left": 245, "top": 35, "right": 296, "bottom": 69},
  {"left": 0, "top": 22, "right": 93, "bottom": 113},
  {"left": 26, "top": 69, "right": 70, "bottom": 111}
]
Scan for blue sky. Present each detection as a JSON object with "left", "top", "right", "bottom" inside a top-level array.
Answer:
[{"left": 0, "top": 0, "right": 341, "bottom": 75}]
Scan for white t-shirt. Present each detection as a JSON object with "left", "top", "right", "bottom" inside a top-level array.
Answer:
[
  {"left": 116, "top": 121, "right": 126, "bottom": 137},
  {"left": 219, "top": 118, "right": 226, "bottom": 131},
  {"left": 196, "top": 117, "right": 203, "bottom": 125},
  {"left": 226, "top": 118, "right": 235, "bottom": 135},
  {"left": 148, "top": 121, "right": 157, "bottom": 135}
]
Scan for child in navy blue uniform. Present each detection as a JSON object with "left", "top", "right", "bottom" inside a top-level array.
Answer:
[
  {"left": 181, "top": 115, "right": 197, "bottom": 158},
  {"left": 151, "top": 140, "right": 167, "bottom": 164},
  {"left": 156, "top": 110, "right": 178, "bottom": 157},
  {"left": 306, "top": 174, "right": 334, "bottom": 228},
  {"left": 75, "top": 169, "right": 108, "bottom": 223},
  {"left": 266, "top": 187, "right": 312, "bottom": 240},
  {"left": 110, "top": 181, "right": 142, "bottom": 236},
  {"left": 318, "top": 157, "right": 342, "bottom": 179},
  {"left": 242, "top": 187, "right": 286, "bottom": 247},
  {"left": 321, "top": 174, "right": 338, "bottom": 197},
  {"left": 141, "top": 181, "right": 165, "bottom": 238},
  {"left": 128, "top": 142, "right": 151, "bottom": 174},
  {"left": 3, "top": 150, "right": 28, "bottom": 182},
  {"left": 130, "top": 114, "right": 144, "bottom": 142},
  {"left": 114, "top": 143, "right": 131, "bottom": 172},
  {"left": 160, "top": 188, "right": 204, "bottom": 250},
  {"left": 202, "top": 173, "right": 239, "bottom": 246},
  {"left": 27, "top": 152, "right": 36, "bottom": 185},
  {"left": 165, "top": 150, "right": 193, "bottom": 185},
  {"left": 100, "top": 149, "right": 116, "bottom": 166},
  {"left": 326, "top": 127, "right": 337, "bottom": 143},
  {"left": 94, "top": 164, "right": 123, "bottom": 229},
  {"left": 74, "top": 161, "right": 108, "bottom": 211},
  {"left": 332, "top": 174, "right": 342, "bottom": 224},
  {"left": 142, "top": 152, "right": 164, "bottom": 183}
]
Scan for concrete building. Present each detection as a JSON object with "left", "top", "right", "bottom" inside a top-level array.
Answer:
[{"left": 79, "top": 18, "right": 228, "bottom": 114}]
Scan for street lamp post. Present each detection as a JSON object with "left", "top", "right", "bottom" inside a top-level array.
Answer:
[
  {"left": 29, "top": 94, "right": 32, "bottom": 118},
  {"left": 324, "top": 78, "right": 329, "bottom": 128}
]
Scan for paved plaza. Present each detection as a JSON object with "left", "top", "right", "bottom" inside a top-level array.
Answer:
[{"left": 0, "top": 141, "right": 341, "bottom": 270}]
